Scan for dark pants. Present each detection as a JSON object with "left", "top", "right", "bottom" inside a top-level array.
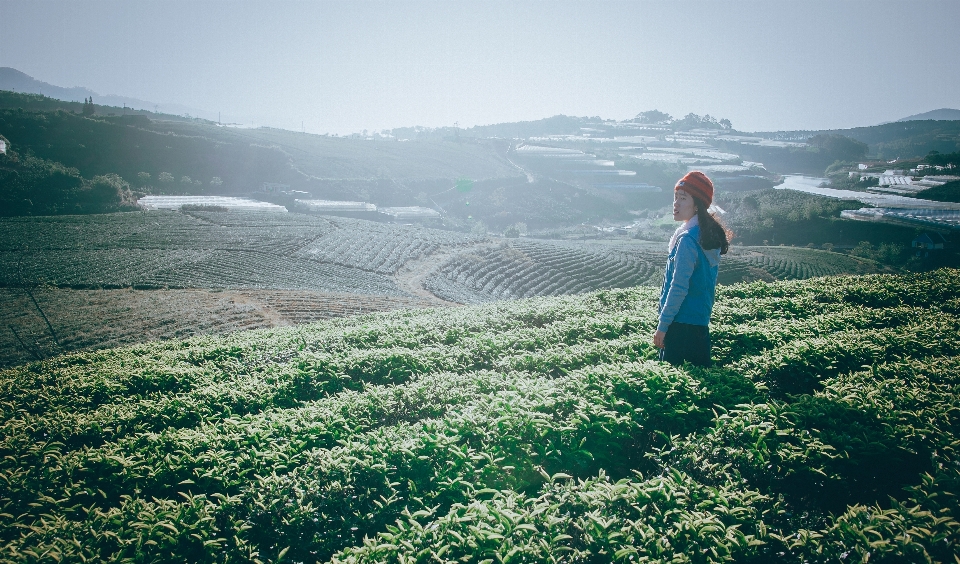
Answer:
[{"left": 659, "top": 322, "right": 712, "bottom": 367}]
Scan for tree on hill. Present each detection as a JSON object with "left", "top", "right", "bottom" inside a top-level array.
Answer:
[
  {"left": 807, "top": 134, "right": 868, "bottom": 162},
  {"left": 82, "top": 97, "right": 95, "bottom": 116},
  {"left": 925, "top": 150, "right": 960, "bottom": 167},
  {"left": 0, "top": 150, "right": 136, "bottom": 215},
  {"left": 915, "top": 180, "right": 960, "bottom": 203},
  {"left": 671, "top": 113, "right": 733, "bottom": 131},
  {"left": 633, "top": 110, "right": 672, "bottom": 124},
  {"left": 84, "top": 173, "right": 137, "bottom": 210}
]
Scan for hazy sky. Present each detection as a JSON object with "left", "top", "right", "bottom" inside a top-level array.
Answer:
[{"left": 1, "top": 0, "right": 959, "bottom": 134}]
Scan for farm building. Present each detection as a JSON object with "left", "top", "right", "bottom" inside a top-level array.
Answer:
[
  {"left": 842, "top": 207, "right": 960, "bottom": 231},
  {"left": 913, "top": 175, "right": 960, "bottom": 188},
  {"left": 137, "top": 195, "right": 287, "bottom": 212},
  {"left": 878, "top": 175, "right": 912, "bottom": 186},
  {"left": 378, "top": 206, "right": 442, "bottom": 224},
  {"left": 295, "top": 199, "right": 378, "bottom": 219},
  {"left": 912, "top": 232, "right": 950, "bottom": 258},
  {"left": 261, "top": 182, "right": 291, "bottom": 193}
]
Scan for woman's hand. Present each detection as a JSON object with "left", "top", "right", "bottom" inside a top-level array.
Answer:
[{"left": 653, "top": 330, "right": 666, "bottom": 349}]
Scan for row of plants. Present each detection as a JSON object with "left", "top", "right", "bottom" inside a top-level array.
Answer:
[
  {"left": 0, "top": 270, "right": 958, "bottom": 561},
  {"left": 0, "top": 287, "right": 436, "bottom": 370},
  {"left": 294, "top": 216, "right": 484, "bottom": 275},
  {"left": 425, "top": 240, "right": 664, "bottom": 304},
  {"left": 426, "top": 238, "right": 883, "bottom": 305},
  {"left": 718, "top": 247, "right": 880, "bottom": 285},
  {"left": 0, "top": 213, "right": 410, "bottom": 294}
]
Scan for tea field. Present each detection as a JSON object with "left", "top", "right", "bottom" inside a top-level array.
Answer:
[
  {"left": 0, "top": 211, "right": 484, "bottom": 293},
  {"left": 427, "top": 240, "right": 880, "bottom": 304},
  {"left": 2, "top": 212, "right": 884, "bottom": 366},
  {"left": 0, "top": 288, "right": 435, "bottom": 368},
  {"left": 717, "top": 246, "right": 880, "bottom": 284},
  {"left": 1, "top": 269, "right": 958, "bottom": 563}
]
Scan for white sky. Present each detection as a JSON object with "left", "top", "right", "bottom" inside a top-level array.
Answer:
[{"left": 1, "top": 0, "right": 958, "bottom": 135}]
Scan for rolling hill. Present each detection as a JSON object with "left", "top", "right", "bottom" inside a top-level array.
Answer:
[{"left": 897, "top": 108, "right": 960, "bottom": 122}]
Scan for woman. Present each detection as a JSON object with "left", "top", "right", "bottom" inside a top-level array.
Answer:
[{"left": 653, "top": 171, "right": 731, "bottom": 367}]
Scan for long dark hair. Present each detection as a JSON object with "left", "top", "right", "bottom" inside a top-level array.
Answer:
[{"left": 694, "top": 198, "right": 733, "bottom": 254}]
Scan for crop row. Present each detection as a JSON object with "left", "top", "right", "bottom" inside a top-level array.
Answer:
[
  {"left": 0, "top": 211, "right": 330, "bottom": 255},
  {"left": 0, "top": 288, "right": 437, "bottom": 368},
  {"left": 5, "top": 270, "right": 951, "bottom": 434},
  {"left": 3, "top": 323, "right": 957, "bottom": 562},
  {"left": 0, "top": 288, "right": 278, "bottom": 368},
  {"left": 245, "top": 291, "right": 434, "bottom": 324},
  {"left": 724, "top": 247, "right": 877, "bottom": 281},
  {"left": 1, "top": 247, "right": 403, "bottom": 294},
  {"left": 424, "top": 240, "right": 878, "bottom": 305},
  {"left": 141, "top": 250, "right": 404, "bottom": 294},
  {"left": 338, "top": 355, "right": 960, "bottom": 563},
  {"left": 0, "top": 361, "right": 712, "bottom": 562},
  {"left": 1, "top": 270, "right": 958, "bottom": 562},
  {"left": 0, "top": 212, "right": 486, "bottom": 291},
  {"left": 426, "top": 240, "right": 664, "bottom": 304},
  {"left": 294, "top": 216, "right": 484, "bottom": 274}
]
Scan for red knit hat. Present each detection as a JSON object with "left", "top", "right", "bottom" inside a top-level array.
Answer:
[{"left": 675, "top": 171, "right": 714, "bottom": 206}]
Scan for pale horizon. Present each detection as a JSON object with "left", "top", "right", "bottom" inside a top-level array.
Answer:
[{"left": 1, "top": 0, "right": 959, "bottom": 135}]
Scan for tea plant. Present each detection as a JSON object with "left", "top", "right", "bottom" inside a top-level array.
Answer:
[{"left": 1, "top": 270, "right": 958, "bottom": 563}]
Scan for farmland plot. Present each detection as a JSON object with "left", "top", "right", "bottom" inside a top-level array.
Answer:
[
  {"left": 0, "top": 287, "right": 274, "bottom": 367},
  {"left": 427, "top": 240, "right": 884, "bottom": 304},
  {"left": 425, "top": 240, "right": 665, "bottom": 304},
  {"left": 0, "top": 212, "right": 410, "bottom": 293},
  {"left": 294, "top": 215, "right": 485, "bottom": 274},
  {"left": 0, "top": 288, "right": 436, "bottom": 368},
  {"left": 718, "top": 245, "right": 880, "bottom": 284},
  {"left": 0, "top": 270, "right": 958, "bottom": 563},
  {"left": 137, "top": 250, "right": 405, "bottom": 293}
]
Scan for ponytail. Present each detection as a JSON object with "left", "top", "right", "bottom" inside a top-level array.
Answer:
[{"left": 694, "top": 198, "right": 733, "bottom": 254}]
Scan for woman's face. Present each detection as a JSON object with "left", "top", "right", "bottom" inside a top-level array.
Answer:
[{"left": 673, "top": 189, "right": 697, "bottom": 222}]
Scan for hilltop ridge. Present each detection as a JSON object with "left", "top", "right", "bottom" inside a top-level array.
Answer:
[
  {"left": 0, "top": 67, "right": 222, "bottom": 121},
  {"left": 897, "top": 108, "right": 960, "bottom": 122}
]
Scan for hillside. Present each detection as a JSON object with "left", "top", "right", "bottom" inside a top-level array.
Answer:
[
  {"left": 755, "top": 120, "right": 960, "bottom": 162},
  {"left": 0, "top": 269, "right": 957, "bottom": 562},
  {"left": 915, "top": 179, "right": 960, "bottom": 203},
  {"left": 898, "top": 108, "right": 960, "bottom": 122},
  {"left": 0, "top": 211, "right": 885, "bottom": 366},
  {"left": 715, "top": 188, "right": 921, "bottom": 248},
  {"left": 0, "top": 67, "right": 217, "bottom": 122},
  {"left": 0, "top": 96, "right": 520, "bottom": 191}
]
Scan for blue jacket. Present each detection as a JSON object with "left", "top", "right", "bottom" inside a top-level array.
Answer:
[{"left": 657, "top": 224, "right": 721, "bottom": 333}]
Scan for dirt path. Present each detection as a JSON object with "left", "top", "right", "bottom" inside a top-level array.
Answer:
[
  {"left": 505, "top": 155, "right": 535, "bottom": 183},
  {"left": 392, "top": 241, "right": 494, "bottom": 306}
]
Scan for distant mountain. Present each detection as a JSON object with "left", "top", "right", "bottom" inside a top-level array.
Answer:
[
  {"left": 0, "top": 67, "right": 225, "bottom": 121},
  {"left": 897, "top": 108, "right": 960, "bottom": 122}
]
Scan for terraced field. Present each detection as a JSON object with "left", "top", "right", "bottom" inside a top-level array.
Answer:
[
  {"left": 1, "top": 270, "right": 958, "bottom": 563},
  {"left": 425, "top": 239, "right": 883, "bottom": 304},
  {"left": 0, "top": 212, "right": 413, "bottom": 293},
  {"left": 0, "top": 288, "right": 436, "bottom": 368},
  {"left": 425, "top": 240, "right": 665, "bottom": 304},
  {"left": 293, "top": 215, "right": 484, "bottom": 274},
  {"left": 0, "top": 211, "right": 467, "bottom": 364},
  {"left": 718, "top": 246, "right": 881, "bottom": 284},
  {"left": 0, "top": 212, "right": 887, "bottom": 365}
]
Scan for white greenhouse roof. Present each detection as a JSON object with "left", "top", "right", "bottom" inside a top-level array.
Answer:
[
  {"left": 378, "top": 206, "right": 441, "bottom": 219},
  {"left": 296, "top": 199, "right": 377, "bottom": 212},
  {"left": 516, "top": 145, "right": 586, "bottom": 156},
  {"left": 137, "top": 196, "right": 287, "bottom": 212}
]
